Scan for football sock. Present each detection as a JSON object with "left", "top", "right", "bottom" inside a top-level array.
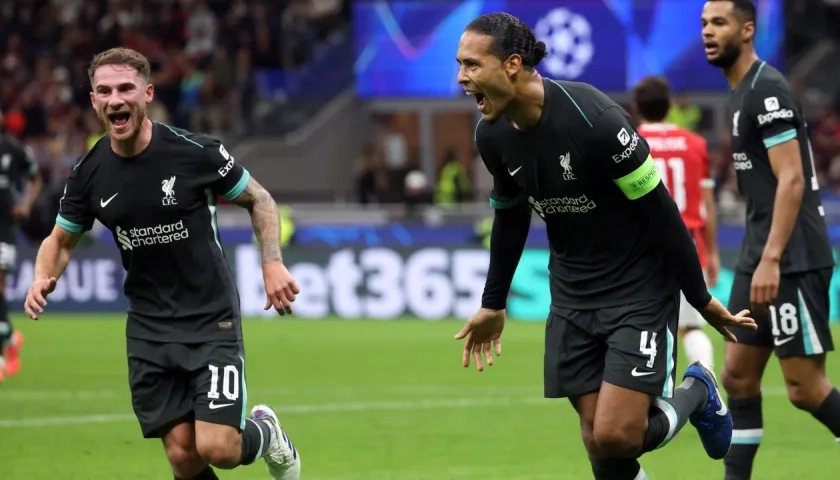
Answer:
[
  {"left": 0, "top": 294, "right": 11, "bottom": 350},
  {"left": 590, "top": 459, "right": 647, "bottom": 479},
  {"left": 193, "top": 466, "right": 219, "bottom": 480},
  {"left": 812, "top": 388, "right": 840, "bottom": 440},
  {"left": 641, "top": 377, "right": 708, "bottom": 453},
  {"left": 240, "top": 418, "right": 272, "bottom": 465},
  {"left": 724, "top": 395, "right": 762, "bottom": 480},
  {"left": 682, "top": 329, "right": 714, "bottom": 368},
  {"left": 174, "top": 466, "right": 218, "bottom": 480}
]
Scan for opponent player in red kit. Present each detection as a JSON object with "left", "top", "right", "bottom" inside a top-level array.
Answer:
[{"left": 633, "top": 76, "right": 720, "bottom": 369}]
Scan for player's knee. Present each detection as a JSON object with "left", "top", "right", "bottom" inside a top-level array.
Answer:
[
  {"left": 722, "top": 365, "right": 760, "bottom": 397},
  {"left": 785, "top": 378, "right": 830, "bottom": 412},
  {"left": 579, "top": 420, "right": 601, "bottom": 459},
  {"left": 195, "top": 428, "right": 242, "bottom": 469},
  {"left": 165, "top": 443, "right": 204, "bottom": 479},
  {"left": 592, "top": 424, "right": 643, "bottom": 458}
]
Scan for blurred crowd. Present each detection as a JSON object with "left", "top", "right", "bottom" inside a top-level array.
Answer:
[
  {"left": 1, "top": 0, "right": 838, "bottom": 213},
  {"left": 0, "top": 0, "right": 347, "bottom": 195}
]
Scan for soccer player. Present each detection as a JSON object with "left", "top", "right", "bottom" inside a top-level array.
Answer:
[
  {"left": 452, "top": 13, "right": 756, "bottom": 479},
  {"left": 0, "top": 113, "right": 41, "bottom": 384},
  {"left": 23, "top": 48, "right": 301, "bottom": 480},
  {"left": 702, "top": 1, "right": 840, "bottom": 478},
  {"left": 633, "top": 76, "right": 719, "bottom": 369}
]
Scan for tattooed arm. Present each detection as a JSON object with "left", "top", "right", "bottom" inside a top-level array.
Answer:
[{"left": 230, "top": 177, "right": 283, "bottom": 264}]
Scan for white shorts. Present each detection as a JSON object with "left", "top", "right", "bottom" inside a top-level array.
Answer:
[{"left": 679, "top": 290, "right": 706, "bottom": 328}]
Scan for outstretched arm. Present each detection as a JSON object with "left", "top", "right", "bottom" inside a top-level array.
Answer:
[
  {"left": 229, "top": 177, "right": 283, "bottom": 264},
  {"left": 34, "top": 226, "right": 83, "bottom": 281},
  {"left": 26, "top": 226, "right": 85, "bottom": 319},
  {"left": 594, "top": 106, "right": 711, "bottom": 309}
]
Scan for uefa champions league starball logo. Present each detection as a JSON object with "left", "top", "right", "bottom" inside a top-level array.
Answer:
[{"left": 534, "top": 8, "right": 594, "bottom": 80}]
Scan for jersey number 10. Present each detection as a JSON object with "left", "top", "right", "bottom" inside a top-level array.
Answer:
[{"left": 653, "top": 157, "right": 686, "bottom": 212}]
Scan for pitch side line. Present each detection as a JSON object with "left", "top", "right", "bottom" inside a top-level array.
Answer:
[
  {"left": 0, "top": 385, "right": 790, "bottom": 402},
  {"left": 0, "top": 385, "right": 542, "bottom": 402},
  {"left": 0, "top": 397, "right": 552, "bottom": 428},
  {"left": 0, "top": 387, "right": 792, "bottom": 429}
]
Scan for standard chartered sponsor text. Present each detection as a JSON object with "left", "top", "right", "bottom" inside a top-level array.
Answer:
[
  {"left": 529, "top": 195, "right": 596, "bottom": 216},
  {"left": 116, "top": 220, "right": 190, "bottom": 250}
]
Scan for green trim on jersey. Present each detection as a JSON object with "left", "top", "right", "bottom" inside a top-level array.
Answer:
[
  {"left": 613, "top": 155, "right": 661, "bottom": 200},
  {"left": 158, "top": 122, "right": 205, "bottom": 148},
  {"left": 549, "top": 80, "right": 593, "bottom": 127},
  {"left": 239, "top": 354, "right": 248, "bottom": 430},
  {"left": 750, "top": 61, "right": 767, "bottom": 89},
  {"left": 223, "top": 169, "right": 251, "bottom": 200},
  {"left": 763, "top": 129, "right": 796, "bottom": 149},
  {"left": 489, "top": 193, "right": 526, "bottom": 209},
  {"left": 56, "top": 214, "right": 83, "bottom": 233}
]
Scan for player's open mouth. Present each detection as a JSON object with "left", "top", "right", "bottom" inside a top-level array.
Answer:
[
  {"left": 704, "top": 42, "right": 718, "bottom": 55},
  {"left": 108, "top": 112, "right": 131, "bottom": 128},
  {"left": 466, "top": 91, "right": 487, "bottom": 112}
]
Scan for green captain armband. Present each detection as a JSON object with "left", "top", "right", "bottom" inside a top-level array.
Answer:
[{"left": 613, "top": 155, "right": 661, "bottom": 200}]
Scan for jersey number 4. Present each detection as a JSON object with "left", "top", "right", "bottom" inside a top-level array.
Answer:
[
  {"left": 639, "top": 331, "right": 658, "bottom": 368},
  {"left": 653, "top": 157, "right": 686, "bottom": 212}
]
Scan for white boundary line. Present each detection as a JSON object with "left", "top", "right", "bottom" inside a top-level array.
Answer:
[
  {"left": 0, "top": 385, "right": 541, "bottom": 402},
  {"left": 0, "top": 386, "right": 791, "bottom": 429},
  {"left": 0, "top": 385, "right": 789, "bottom": 402},
  {"left": 0, "top": 396, "right": 550, "bottom": 428}
]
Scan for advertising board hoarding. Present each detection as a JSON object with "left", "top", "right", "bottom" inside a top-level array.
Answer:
[{"left": 6, "top": 245, "right": 840, "bottom": 323}]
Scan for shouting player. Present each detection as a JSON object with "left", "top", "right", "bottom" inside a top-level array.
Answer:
[
  {"left": 453, "top": 13, "right": 756, "bottom": 479},
  {"left": 633, "top": 76, "right": 720, "bottom": 369},
  {"left": 702, "top": 1, "right": 840, "bottom": 478},
  {"left": 23, "top": 48, "right": 301, "bottom": 480},
  {"left": 0, "top": 114, "right": 41, "bottom": 384}
]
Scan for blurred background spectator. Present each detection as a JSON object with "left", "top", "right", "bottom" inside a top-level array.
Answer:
[
  {"left": 0, "top": 0, "right": 348, "bottom": 202},
  {"left": 2, "top": 0, "right": 839, "bottom": 223}
]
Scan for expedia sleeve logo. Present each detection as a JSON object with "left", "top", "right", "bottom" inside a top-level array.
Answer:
[
  {"left": 757, "top": 109, "right": 793, "bottom": 126},
  {"left": 612, "top": 129, "right": 640, "bottom": 163},
  {"left": 217, "top": 143, "right": 235, "bottom": 178}
]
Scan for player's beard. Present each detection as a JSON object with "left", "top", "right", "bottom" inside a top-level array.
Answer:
[{"left": 707, "top": 39, "right": 741, "bottom": 69}]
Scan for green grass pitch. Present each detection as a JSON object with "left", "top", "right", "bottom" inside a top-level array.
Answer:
[{"left": 2, "top": 315, "right": 839, "bottom": 479}]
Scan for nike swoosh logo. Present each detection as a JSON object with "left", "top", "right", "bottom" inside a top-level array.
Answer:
[
  {"left": 508, "top": 166, "right": 522, "bottom": 176},
  {"left": 100, "top": 193, "right": 118, "bottom": 207},
  {"left": 631, "top": 368, "right": 655, "bottom": 377},
  {"left": 774, "top": 337, "right": 794, "bottom": 346},
  {"left": 209, "top": 401, "right": 234, "bottom": 410},
  {"left": 716, "top": 402, "right": 729, "bottom": 416}
]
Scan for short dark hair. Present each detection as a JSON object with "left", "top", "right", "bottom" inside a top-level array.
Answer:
[
  {"left": 709, "top": 0, "right": 756, "bottom": 23},
  {"left": 465, "top": 13, "right": 547, "bottom": 69},
  {"left": 633, "top": 76, "right": 671, "bottom": 122}
]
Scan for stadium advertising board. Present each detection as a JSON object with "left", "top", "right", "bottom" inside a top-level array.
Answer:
[
  {"left": 8, "top": 245, "right": 840, "bottom": 323},
  {"left": 353, "top": 0, "right": 784, "bottom": 97}
]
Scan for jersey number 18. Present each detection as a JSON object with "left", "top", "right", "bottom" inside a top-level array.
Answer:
[{"left": 653, "top": 157, "right": 686, "bottom": 212}]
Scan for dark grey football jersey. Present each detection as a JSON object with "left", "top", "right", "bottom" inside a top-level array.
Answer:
[
  {"left": 728, "top": 60, "right": 833, "bottom": 274},
  {"left": 476, "top": 78, "right": 677, "bottom": 310},
  {"left": 58, "top": 122, "right": 248, "bottom": 343}
]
